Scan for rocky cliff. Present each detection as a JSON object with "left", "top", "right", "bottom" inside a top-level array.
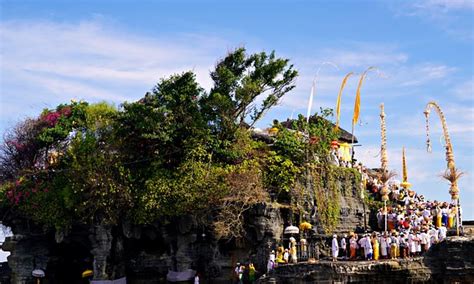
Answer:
[{"left": 1, "top": 167, "right": 368, "bottom": 283}]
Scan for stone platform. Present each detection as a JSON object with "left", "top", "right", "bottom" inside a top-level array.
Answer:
[{"left": 260, "top": 236, "right": 474, "bottom": 283}]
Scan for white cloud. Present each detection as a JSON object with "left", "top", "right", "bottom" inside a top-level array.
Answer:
[
  {"left": 277, "top": 46, "right": 457, "bottom": 114},
  {"left": 393, "top": 0, "right": 474, "bottom": 41},
  {"left": 452, "top": 79, "right": 474, "bottom": 101},
  {"left": 0, "top": 19, "right": 226, "bottom": 106},
  {"left": 414, "top": 0, "right": 474, "bottom": 11},
  {"left": 398, "top": 64, "right": 457, "bottom": 87}
]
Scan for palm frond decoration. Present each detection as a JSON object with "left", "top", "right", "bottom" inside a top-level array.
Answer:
[
  {"left": 378, "top": 169, "right": 397, "bottom": 184},
  {"left": 441, "top": 167, "right": 464, "bottom": 183}
]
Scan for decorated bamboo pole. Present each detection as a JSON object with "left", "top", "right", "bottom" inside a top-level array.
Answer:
[
  {"left": 379, "top": 103, "right": 390, "bottom": 233},
  {"left": 380, "top": 104, "right": 388, "bottom": 171},
  {"left": 424, "top": 101, "right": 462, "bottom": 236}
]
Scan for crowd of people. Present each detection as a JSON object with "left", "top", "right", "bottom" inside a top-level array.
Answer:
[
  {"left": 329, "top": 158, "right": 462, "bottom": 262},
  {"left": 261, "top": 141, "right": 464, "bottom": 277},
  {"left": 233, "top": 262, "right": 257, "bottom": 284},
  {"left": 265, "top": 160, "right": 462, "bottom": 268},
  {"left": 331, "top": 226, "right": 446, "bottom": 262}
]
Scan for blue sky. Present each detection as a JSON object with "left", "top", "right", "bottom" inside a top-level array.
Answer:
[{"left": 0, "top": 0, "right": 473, "bottom": 220}]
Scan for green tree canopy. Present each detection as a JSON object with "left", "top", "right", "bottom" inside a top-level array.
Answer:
[{"left": 201, "top": 48, "right": 298, "bottom": 140}]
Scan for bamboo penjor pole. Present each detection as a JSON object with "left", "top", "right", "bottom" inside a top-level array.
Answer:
[
  {"left": 424, "top": 101, "right": 462, "bottom": 235},
  {"left": 379, "top": 103, "right": 389, "bottom": 233}
]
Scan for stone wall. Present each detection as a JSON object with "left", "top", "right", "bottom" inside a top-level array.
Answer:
[{"left": 260, "top": 236, "right": 474, "bottom": 283}]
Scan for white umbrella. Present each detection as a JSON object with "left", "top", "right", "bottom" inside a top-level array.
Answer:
[
  {"left": 32, "top": 269, "right": 45, "bottom": 278},
  {"left": 284, "top": 225, "right": 299, "bottom": 234}
]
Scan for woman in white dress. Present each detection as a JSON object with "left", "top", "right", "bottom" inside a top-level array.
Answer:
[{"left": 332, "top": 235, "right": 339, "bottom": 262}]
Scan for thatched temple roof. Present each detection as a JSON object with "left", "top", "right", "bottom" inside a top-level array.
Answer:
[{"left": 280, "top": 116, "right": 358, "bottom": 143}]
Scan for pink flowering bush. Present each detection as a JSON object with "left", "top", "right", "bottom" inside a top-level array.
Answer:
[{"left": 41, "top": 111, "right": 61, "bottom": 127}]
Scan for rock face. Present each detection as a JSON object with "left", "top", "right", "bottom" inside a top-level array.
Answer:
[
  {"left": 261, "top": 236, "right": 474, "bottom": 283},
  {"left": 424, "top": 236, "right": 474, "bottom": 283},
  {"left": 1, "top": 168, "right": 369, "bottom": 283}
]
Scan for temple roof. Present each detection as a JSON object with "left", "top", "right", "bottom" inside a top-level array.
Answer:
[{"left": 280, "top": 116, "right": 358, "bottom": 144}]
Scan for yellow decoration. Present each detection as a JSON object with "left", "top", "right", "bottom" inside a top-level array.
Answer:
[
  {"left": 299, "top": 222, "right": 312, "bottom": 231},
  {"left": 338, "top": 143, "right": 351, "bottom": 162},
  {"left": 400, "top": 147, "right": 412, "bottom": 189},
  {"left": 335, "top": 72, "right": 354, "bottom": 130},
  {"left": 352, "top": 67, "right": 375, "bottom": 127},
  {"left": 268, "top": 127, "right": 279, "bottom": 135},
  {"left": 82, "top": 270, "right": 93, "bottom": 278},
  {"left": 400, "top": 181, "right": 412, "bottom": 189}
]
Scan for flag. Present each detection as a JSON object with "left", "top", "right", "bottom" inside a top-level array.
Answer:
[{"left": 335, "top": 72, "right": 353, "bottom": 130}]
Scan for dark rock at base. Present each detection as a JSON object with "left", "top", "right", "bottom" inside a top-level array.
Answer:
[
  {"left": 0, "top": 262, "right": 11, "bottom": 284},
  {"left": 259, "top": 236, "right": 474, "bottom": 283}
]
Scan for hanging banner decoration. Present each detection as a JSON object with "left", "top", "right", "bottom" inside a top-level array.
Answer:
[
  {"left": 352, "top": 66, "right": 376, "bottom": 127},
  {"left": 306, "top": 62, "right": 339, "bottom": 123},
  {"left": 335, "top": 72, "right": 354, "bottom": 131}
]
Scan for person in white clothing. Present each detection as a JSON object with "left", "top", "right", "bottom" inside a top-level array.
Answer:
[
  {"left": 350, "top": 235, "right": 358, "bottom": 260},
  {"left": 332, "top": 234, "right": 339, "bottom": 262},
  {"left": 429, "top": 227, "right": 439, "bottom": 245},
  {"left": 408, "top": 233, "right": 417, "bottom": 257},
  {"left": 420, "top": 231, "right": 429, "bottom": 252},
  {"left": 267, "top": 250, "right": 275, "bottom": 273},
  {"left": 438, "top": 225, "right": 447, "bottom": 242},
  {"left": 415, "top": 233, "right": 422, "bottom": 255},
  {"left": 380, "top": 234, "right": 388, "bottom": 259},
  {"left": 194, "top": 273, "right": 199, "bottom": 284},
  {"left": 358, "top": 235, "right": 367, "bottom": 259},
  {"left": 364, "top": 234, "right": 373, "bottom": 260},
  {"left": 340, "top": 234, "right": 347, "bottom": 260},
  {"left": 283, "top": 249, "right": 290, "bottom": 263}
]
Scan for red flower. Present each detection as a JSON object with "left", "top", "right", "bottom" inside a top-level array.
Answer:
[
  {"left": 60, "top": 106, "right": 72, "bottom": 117},
  {"left": 42, "top": 111, "right": 61, "bottom": 127}
]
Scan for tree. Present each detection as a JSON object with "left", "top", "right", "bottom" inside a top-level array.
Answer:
[
  {"left": 201, "top": 48, "right": 298, "bottom": 140},
  {"left": 117, "top": 72, "right": 208, "bottom": 169}
]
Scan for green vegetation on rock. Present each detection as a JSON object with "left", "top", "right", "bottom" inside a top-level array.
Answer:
[{"left": 0, "top": 47, "right": 362, "bottom": 239}]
